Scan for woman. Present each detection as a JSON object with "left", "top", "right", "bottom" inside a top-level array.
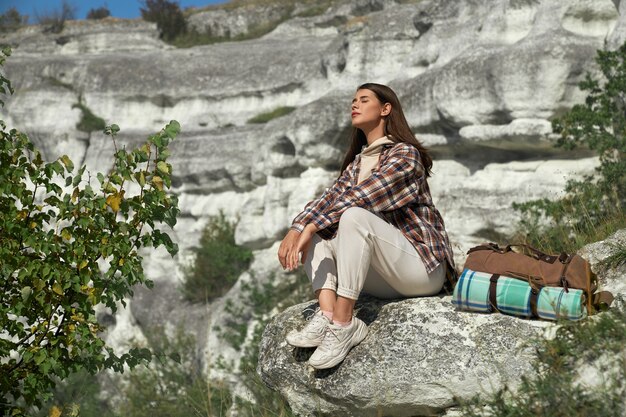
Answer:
[{"left": 277, "top": 82, "right": 456, "bottom": 370}]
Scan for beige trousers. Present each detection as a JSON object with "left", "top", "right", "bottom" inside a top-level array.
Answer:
[{"left": 304, "top": 207, "right": 445, "bottom": 300}]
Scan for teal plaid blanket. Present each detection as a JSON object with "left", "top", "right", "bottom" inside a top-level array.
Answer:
[{"left": 452, "top": 268, "right": 587, "bottom": 321}]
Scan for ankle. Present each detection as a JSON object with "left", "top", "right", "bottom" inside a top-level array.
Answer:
[
  {"left": 321, "top": 310, "right": 333, "bottom": 321},
  {"left": 333, "top": 318, "right": 352, "bottom": 327}
]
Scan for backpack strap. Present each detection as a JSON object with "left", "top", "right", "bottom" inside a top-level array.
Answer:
[
  {"left": 489, "top": 274, "right": 500, "bottom": 312},
  {"left": 489, "top": 272, "right": 541, "bottom": 318},
  {"left": 467, "top": 242, "right": 504, "bottom": 255},
  {"left": 593, "top": 291, "right": 614, "bottom": 311},
  {"left": 529, "top": 288, "right": 539, "bottom": 318}
]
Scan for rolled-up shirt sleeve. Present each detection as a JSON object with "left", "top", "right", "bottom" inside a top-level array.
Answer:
[
  {"left": 311, "top": 144, "right": 423, "bottom": 232},
  {"left": 290, "top": 163, "right": 353, "bottom": 232}
]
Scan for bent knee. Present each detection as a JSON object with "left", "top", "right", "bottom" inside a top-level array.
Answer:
[{"left": 338, "top": 207, "right": 370, "bottom": 229}]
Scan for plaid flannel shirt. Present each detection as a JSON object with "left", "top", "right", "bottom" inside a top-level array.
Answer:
[{"left": 291, "top": 142, "right": 457, "bottom": 284}]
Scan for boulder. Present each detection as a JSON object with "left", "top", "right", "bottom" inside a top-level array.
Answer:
[{"left": 257, "top": 294, "right": 548, "bottom": 417}]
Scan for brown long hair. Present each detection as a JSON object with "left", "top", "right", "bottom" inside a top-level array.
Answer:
[{"left": 339, "top": 82, "right": 433, "bottom": 177}]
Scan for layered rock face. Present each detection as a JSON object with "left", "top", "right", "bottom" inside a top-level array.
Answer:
[
  {"left": 3, "top": 0, "right": 620, "bottom": 255},
  {"left": 2, "top": 0, "right": 625, "bottom": 414}
]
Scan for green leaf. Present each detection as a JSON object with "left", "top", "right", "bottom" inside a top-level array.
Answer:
[
  {"left": 156, "top": 161, "right": 170, "bottom": 174},
  {"left": 52, "top": 282, "right": 63, "bottom": 295},
  {"left": 21, "top": 286, "right": 32, "bottom": 300},
  {"left": 104, "top": 124, "right": 120, "bottom": 136},
  {"left": 59, "top": 154, "right": 74, "bottom": 172},
  {"left": 105, "top": 182, "right": 117, "bottom": 194},
  {"left": 163, "top": 120, "right": 181, "bottom": 139},
  {"left": 0, "top": 69, "right": 181, "bottom": 411}
]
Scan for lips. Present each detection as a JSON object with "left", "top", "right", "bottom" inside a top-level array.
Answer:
[{"left": 351, "top": 112, "right": 360, "bottom": 117}]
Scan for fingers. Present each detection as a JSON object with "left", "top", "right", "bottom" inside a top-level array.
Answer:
[
  {"left": 278, "top": 229, "right": 312, "bottom": 271},
  {"left": 279, "top": 241, "right": 299, "bottom": 271},
  {"left": 277, "top": 242, "right": 287, "bottom": 269},
  {"left": 301, "top": 249, "right": 307, "bottom": 265},
  {"left": 289, "top": 247, "right": 300, "bottom": 271}
]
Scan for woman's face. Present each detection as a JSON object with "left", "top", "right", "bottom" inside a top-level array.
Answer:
[{"left": 351, "top": 88, "right": 389, "bottom": 129}]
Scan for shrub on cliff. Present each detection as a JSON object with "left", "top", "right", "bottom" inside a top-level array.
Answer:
[
  {"left": 31, "top": 326, "right": 232, "bottom": 417},
  {"left": 247, "top": 106, "right": 296, "bottom": 124},
  {"left": 86, "top": 7, "right": 111, "bottom": 20},
  {"left": 34, "top": 0, "right": 76, "bottom": 34},
  {"left": 0, "top": 8, "right": 28, "bottom": 33},
  {"left": 462, "top": 40, "right": 626, "bottom": 417},
  {"left": 182, "top": 212, "right": 253, "bottom": 303},
  {"left": 0, "top": 46, "right": 181, "bottom": 415},
  {"left": 140, "top": 0, "right": 187, "bottom": 42},
  {"left": 512, "top": 41, "right": 626, "bottom": 253},
  {"left": 458, "top": 300, "right": 626, "bottom": 417},
  {"left": 72, "top": 100, "right": 106, "bottom": 133}
]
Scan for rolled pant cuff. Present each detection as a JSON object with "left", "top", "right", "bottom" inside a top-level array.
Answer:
[
  {"left": 314, "top": 282, "right": 338, "bottom": 293},
  {"left": 337, "top": 287, "right": 360, "bottom": 300}
]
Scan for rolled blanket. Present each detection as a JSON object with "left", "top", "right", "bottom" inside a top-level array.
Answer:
[
  {"left": 452, "top": 268, "right": 587, "bottom": 321},
  {"left": 536, "top": 286, "right": 587, "bottom": 321},
  {"left": 451, "top": 268, "right": 492, "bottom": 313}
]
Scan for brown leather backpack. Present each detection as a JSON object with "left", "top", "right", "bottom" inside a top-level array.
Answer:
[{"left": 463, "top": 242, "right": 614, "bottom": 315}]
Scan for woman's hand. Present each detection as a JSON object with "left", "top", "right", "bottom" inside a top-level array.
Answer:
[
  {"left": 278, "top": 229, "right": 301, "bottom": 270},
  {"left": 278, "top": 225, "right": 318, "bottom": 271},
  {"left": 289, "top": 224, "right": 317, "bottom": 271}
]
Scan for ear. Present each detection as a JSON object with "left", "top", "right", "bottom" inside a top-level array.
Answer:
[{"left": 381, "top": 103, "right": 391, "bottom": 117}]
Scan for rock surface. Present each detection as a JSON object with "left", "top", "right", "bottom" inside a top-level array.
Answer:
[{"left": 258, "top": 295, "right": 546, "bottom": 417}]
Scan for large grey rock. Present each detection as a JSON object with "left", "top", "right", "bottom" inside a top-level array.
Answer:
[
  {"left": 578, "top": 228, "right": 626, "bottom": 307},
  {"left": 258, "top": 295, "right": 547, "bottom": 417},
  {"left": 609, "top": 0, "right": 626, "bottom": 47}
]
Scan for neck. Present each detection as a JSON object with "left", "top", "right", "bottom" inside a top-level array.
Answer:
[{"left": 361, "top": 123, "right": 386, "bottom": 146}]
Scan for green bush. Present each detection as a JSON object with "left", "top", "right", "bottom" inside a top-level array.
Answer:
[
  {"left": 32, "top": 370, "right": 117, "bottom": 417},
  {"left": 140, "top": 0, "right": 187, "bottom": 42},
  {"left": 0, "top": 46, "right": 181, "bottom": 415},
  {"left": 236, "top": 271, "right": 310, "bottom": 404},
  {"left": 34, "top": 327, "right": 232, "bottom": 417},
  {"left": 458, "top": 301, "right": 626, "bottom": 417},
  {"left": 512, "top": 40, "right": 626, "bottom": 254},
  {"left": 86, "top": 7, "right": 111, "bottom": 20},
  {"left": 247, "top": 106, "right": 296, "bottom": 124},
  {"left": 182, "top": 212, "right": 253, "bottom": 303},
  {"left": 169, "top": 15, "right": 290, "bottom": 47},
  {"left": 117, "top": 327, "right": 232, "bottom": 417},
  {"left": 0, "top": 7, "right": 28, "bottom": 33},
  {"left": 213, "top": 269, "right": 311, "bottom": 416},
  {"left": 72, "top": 100, "right": 106, "bottom": 133},
  {"left": 34, "top": 0, "right": 76, "bottom": 34},
  {"left": 462, "top": 40, "right": 626, "bottom": 417}
]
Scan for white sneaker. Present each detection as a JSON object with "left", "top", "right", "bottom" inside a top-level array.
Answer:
[
  {"left": 286, "top": 310, "right": 331, "bottom": 348},
  {"left": 308, "top": 317, "right": 368, "bottom": 369}
]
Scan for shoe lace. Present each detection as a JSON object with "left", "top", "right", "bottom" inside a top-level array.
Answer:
[
  {"left": 319, "top": 326, "right": 339, "bottom": 350},
  {"left": 308, "top": 313, "right": 330, "bottom": 333}
]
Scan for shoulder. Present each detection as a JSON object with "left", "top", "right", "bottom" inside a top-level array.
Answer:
[{"left": 384, "top": 142, "right": 420, "bottom": 160}]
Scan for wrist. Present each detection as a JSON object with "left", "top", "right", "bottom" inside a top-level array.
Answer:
[{"left": 303, "top": 223, "right": 318, "bottom": 234}]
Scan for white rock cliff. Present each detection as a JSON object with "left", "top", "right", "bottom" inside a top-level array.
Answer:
[{"left": 2, "top": 0, "right": 625, "bottom": 413}]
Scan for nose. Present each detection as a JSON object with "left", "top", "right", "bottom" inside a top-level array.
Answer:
[{"left": 351, "top": 103, "right": 358, "bottom": 111}]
